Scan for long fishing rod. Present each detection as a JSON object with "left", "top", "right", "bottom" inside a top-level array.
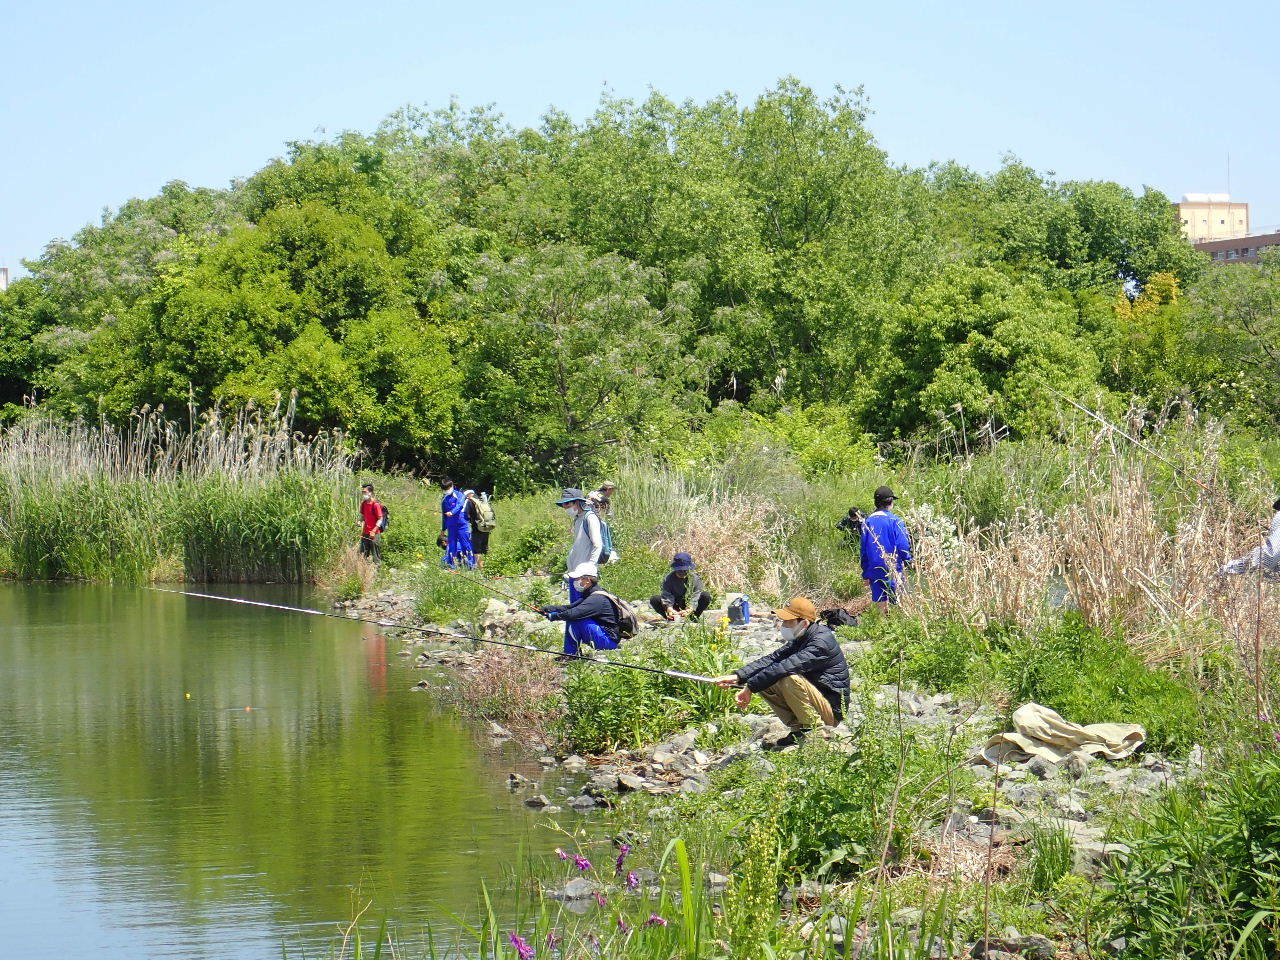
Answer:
[
  {"left": 148, "top": 587, "right": 718, "bottom": 684},
  {"left": 1032, "top": 375, "right": 1224, "bottom": 499},
  {"left": 444, "top": 568, "right": 545, "bottom": 613}
]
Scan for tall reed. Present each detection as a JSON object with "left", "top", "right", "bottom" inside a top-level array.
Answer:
[{"left": 0, "top": 405, "right": 353, "bottom": 583}]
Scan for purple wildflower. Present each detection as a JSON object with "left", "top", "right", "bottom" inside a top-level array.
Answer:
[
  {"left": 644, "top": 914, "right": 668, "bottom": 927},
  {"left": 573, "top": 854, "right": 592, "bottom": 871},
  {"left": 545, "top": 929, "right": 561, "bottom": 950},
  {"left": 614, "top": 843, "right": 632, "bottom": 874},
  {"left": 554, "top": 848, "right": 569, "bottom": 861},
  {"left": 586, "top": 933, "right": 602, "bottom": 954},
  {"left": 507, "top": 932, "right": 535, "bottom": 960},
  {"left": 593, "top": 890, "right": 608, "bottom": 907},
  {"left": 617, "top": 917, "right": 632, "bottom": 933},
  {"left": 625, "top": 871, "right": 640, "bottom": 891}
]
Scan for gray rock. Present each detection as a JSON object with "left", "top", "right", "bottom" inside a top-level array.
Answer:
[
  {"left": 1014, "top": 934, "right": 1056, "bottom": 960},
  {"left": 547, "top": 876, "right": 598, "bottom": 901},
  {"left": 487, "top": 722, "right": 513, "bottom": 739},
  {"left": 617, "top": 773, "right": 646, "bottom": 791},
  {"left": 585, "top": 773, "right": 620, "bottom": 797},
  {"left": 542, "top": 805, "right": 563, "bottom": 813},
  {"left": 508, "top": 772, "right": 534, "bottom": 788},
  {"left": 944, "top": 801, "right": 973, "bottom": 833},
  {"left": 1026, "top": 756, "right": 1056, "bottom": 780},
  {"left": 706, "top": 872, "right": 729, "bottom": 890},
  {"left": 524, "top": 794, "right": 550, "bottom": 808},
  {"left": 561, "top": 754, "right": 589, "bottom": 773},
  {"left": 568, "top": 794, "right": 598, "bottom": 809},
  {"left": 679, "top": 778, "right": 707, "bottom": 794}
]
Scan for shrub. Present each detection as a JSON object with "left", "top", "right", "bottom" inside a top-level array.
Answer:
[
  {"left": 1108, "top": 751, "right": 1280, "bottom": 959},
  {"left": 698, "top": 708, "right": 970, "bottom": 880},
  {"left": 486, "top": 519, "right": 562, "bottom": 576},
  {"left": 413, "top": 564, "right": 490, "bottom": 624},
  {"left": 1007, "top": 615, "right": 1202, "bottom": 754},
  {"left": 555, "top": 623, "right": 739, "bottom": 753}
]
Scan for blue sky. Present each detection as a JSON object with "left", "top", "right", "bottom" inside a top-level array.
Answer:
[{"left": 3, "top": 0, "right": 1277, "bottom": 276}]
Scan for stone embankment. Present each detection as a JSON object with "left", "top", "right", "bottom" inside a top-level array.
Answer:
[{"left": 337, "top": 590, "right": 1201, "bottom": 891}]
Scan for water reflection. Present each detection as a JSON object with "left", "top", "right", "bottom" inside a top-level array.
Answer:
[{"left": 0, "top": 584, "right": 555, "bottom": 960}]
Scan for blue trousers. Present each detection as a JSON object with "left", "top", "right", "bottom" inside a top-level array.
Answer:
[
  {"left": 867, "top": 567, "right": 899, "bottom": 604},
  {"left": 564, "top": 619, "right": 620, "bottom": 656},
  {"left": 444, "top": 524, "right": 476, "bottom": 569}
]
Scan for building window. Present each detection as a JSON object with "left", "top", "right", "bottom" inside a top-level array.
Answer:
[
  {"left": 1227, "top": 250, "right": 1237, "bottom": 260},
  {"left": 1220, "top": 219, "right": 1226, "bottom": 225}
]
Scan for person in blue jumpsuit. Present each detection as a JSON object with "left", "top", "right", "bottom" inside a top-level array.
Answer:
[
  {"left": 440, "top": 477, "right": 475, "bottom": 569},
  {"left": 861, "top": 485, "right": 912, "bottom": 612},
  {"left": 541, "top": 570, "right": 622, "bottom": 659}
]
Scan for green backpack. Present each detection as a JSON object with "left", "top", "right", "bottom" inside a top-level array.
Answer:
[{"left": 473, "top": 494, "right": 497, "bottom": 533}]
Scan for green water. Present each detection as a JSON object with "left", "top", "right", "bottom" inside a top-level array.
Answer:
[{"left": 0, "top": 583, "right": 563, "bottom": 959}]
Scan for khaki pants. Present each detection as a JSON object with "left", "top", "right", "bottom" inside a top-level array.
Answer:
[{"left": 759, "top": 675, "right": 835, "bottom": 731}]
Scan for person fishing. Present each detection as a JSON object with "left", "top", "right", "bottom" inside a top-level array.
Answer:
[
  {"left": 358, "top": 483, "right": 385, "bottom": 562},
  {"left": 440, "top": 477, "right": 476, "bottom": 570},
  {"left": 650, "top": 552, "right": 712, "bottom": 621},
  {"left": 1219, "top": 497, "right": 1280, "bottom": 580},
  {"left": 861, "top": 485, "right": 912, "bottom": 612},
  {"left": 712, "top": 596, "right": 850, "bottom": 749},
  {"left": 541, "top": 569, "right": 623, "bottom": 660}
]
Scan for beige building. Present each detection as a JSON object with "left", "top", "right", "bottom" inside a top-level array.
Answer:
[
  {"left": 1196, "top": 231, "right": 1280, "bottom": 265},
  {"left": 1175, "top": 193, "right": 1250, "bottom": 242}
]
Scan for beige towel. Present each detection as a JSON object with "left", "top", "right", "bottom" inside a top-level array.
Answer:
[{"left": 982, "top": 702, "right": 1145, "bottom": 767}]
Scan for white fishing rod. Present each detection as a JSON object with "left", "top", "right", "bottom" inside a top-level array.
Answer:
[{"left": 149, "top": 587, "right": 719, "bottom": 685}]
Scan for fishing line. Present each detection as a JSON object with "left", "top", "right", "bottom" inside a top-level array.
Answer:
[{"left": 148, "top": 587, "right": 719, "bottom": 684}]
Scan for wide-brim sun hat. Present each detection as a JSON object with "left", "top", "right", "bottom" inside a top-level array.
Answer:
[
  {"left": 670, "top": 552, "right": 696, "bottom": 571},
  {"left": 771, "top": 597, "right": 818, "bottom": 622},
  {"left": 556, "top": 488, "right": 587, "bottom": 505},
  {"left": 567, "top": 562, "right": 599, "bottom": 579}
]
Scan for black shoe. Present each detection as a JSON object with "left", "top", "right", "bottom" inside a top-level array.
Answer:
[
  {"left": 554, "top": 654, "right": 579, "bottom": 664},
  {"left": 766, "top": 730, "right": 807, "bottom": 751}
]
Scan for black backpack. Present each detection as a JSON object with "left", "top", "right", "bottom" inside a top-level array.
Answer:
[{"left": 378, "top": 503, "right": 390, "bottom": 531}]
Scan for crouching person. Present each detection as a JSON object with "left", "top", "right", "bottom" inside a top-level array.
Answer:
[
  {"left": 651, "top": 552, "right": 712, "bottom": 621},
  {"left": 542, "top": 567, "right": 622, "bottom": 660},
  {"left": 713, "top": 597, "right": 850, "bottom": 749}
]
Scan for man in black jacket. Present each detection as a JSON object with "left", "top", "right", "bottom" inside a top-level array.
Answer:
[
  {"left": 650, "top": 552, "right": 713, "bottom": 621},
  {"left": 541, "top": 568, "right": 622, "bottom": 659},
  {"left": 713, "top": 596, "right": 850, "bottom": 748}
]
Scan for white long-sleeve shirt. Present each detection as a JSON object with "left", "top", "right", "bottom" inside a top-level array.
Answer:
[
  {"left": 1220, "top": 511, "right": 1280, "bottom": 578},
  {"left": 566, "top": 509, "right": 603, "bottom": 578}
]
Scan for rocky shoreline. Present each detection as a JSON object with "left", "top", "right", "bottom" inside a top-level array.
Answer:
[{"left": 336, "top": 587, "right": 1202, "bottom": 895}]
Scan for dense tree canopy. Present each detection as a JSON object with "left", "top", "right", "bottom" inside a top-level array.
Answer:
[{"left": 3, "top": 78, "right": 1253, "bottom": 486}]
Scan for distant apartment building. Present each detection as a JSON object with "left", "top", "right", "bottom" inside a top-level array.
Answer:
[
  {"left": 1195, "top": 231, "right": 1280, "bottom": 265},
  {"left": 0, "top": 266, "right": 8, "bottom": 291},
  {"left": 1175, "top": 193, "right": 1250, "bottom": 242}
]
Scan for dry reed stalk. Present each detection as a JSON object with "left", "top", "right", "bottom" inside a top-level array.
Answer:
[{"left": 446, "top": 648, "right": 565, "bottom": 737}]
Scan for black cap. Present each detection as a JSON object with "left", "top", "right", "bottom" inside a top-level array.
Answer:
[
  {"left": 874, "top": 485, "right": 896, "bottom": 503},
  {"left": 1273, "top": 497, "right": 1280, "bottom": 512}
]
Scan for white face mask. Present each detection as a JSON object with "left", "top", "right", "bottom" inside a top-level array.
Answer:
[
  {"left": 574, "top": 578, "right": 593, "bottom": 592},
  {"left": 780, "top": 621, "right": 808, "bottom": 641}
]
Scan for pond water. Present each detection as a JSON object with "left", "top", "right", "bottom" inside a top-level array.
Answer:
[{"left": 0, "top": 583, "right": 562, "bottom": 959}]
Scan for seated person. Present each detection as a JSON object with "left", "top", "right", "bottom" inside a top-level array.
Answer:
[
  {"left": 541, "top": 567, "right": 622, "bottom": 658},
  {"left": 713, "top": 597, "right": 850, "bottom": 748},
  {"left": 650, "top": 552, "right": 712, "bottom": 621}
]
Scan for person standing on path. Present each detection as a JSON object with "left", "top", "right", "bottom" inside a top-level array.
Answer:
[
  {"left": 712, "top": 597, "right": 850, "bottom": 749},
  {"left": 359, "top": 483, "right": 385, "bottom": 563},
  {"left": 1219, "top": 496, "right": 1280, "bottom": 579},
  {"left": 861, "top": 485, "right": 912, "bottom": 613},
  {"left": 464, "top": 490, "right": 496, "bottom": 570},
  {"left": 440, "top": 477, "right": 475, "bottom": 570},
  {"left": 650, "top": 552, "right": 712, "bottom": 621}
]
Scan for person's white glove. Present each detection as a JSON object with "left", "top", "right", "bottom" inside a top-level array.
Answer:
[{"left": 608, "top": 551, "right": 620, "bottom": 563}]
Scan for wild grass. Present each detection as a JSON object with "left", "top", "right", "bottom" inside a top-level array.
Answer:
[{"left": 0, "top": 406, "right": 352, "bottom": 582}]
